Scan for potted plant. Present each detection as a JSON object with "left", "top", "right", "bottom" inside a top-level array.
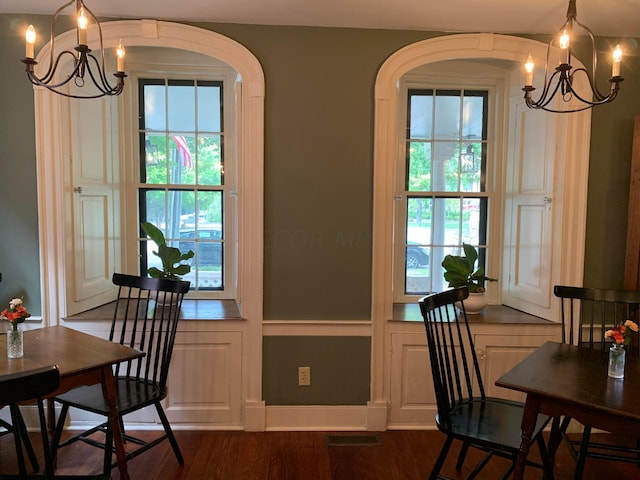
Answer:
[
  {"left": 441, "top": 243, "right": 497, "bottom": 314},
  {"left": 141, "top": 221, "right": 194, "bottom": 306},
  {"left": 141, "top": 221, "right": 194, "bottom": 280}
]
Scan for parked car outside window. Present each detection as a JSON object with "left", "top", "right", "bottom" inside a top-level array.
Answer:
[
  {"left": 179, "top": 227, "right": 223, "bottom": 266},
  {"left": 406, "top": 242, "right": 430, "bottom": 269}
]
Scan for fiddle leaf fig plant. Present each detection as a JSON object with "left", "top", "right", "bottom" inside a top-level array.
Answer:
[
  {"left": 141, "top": 221, "right": 194, "bottom": 280},
  {"left": 442, "top": 243, "right": 497, "bottom": 293}
]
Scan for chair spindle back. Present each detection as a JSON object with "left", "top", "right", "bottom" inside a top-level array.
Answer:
[
  {"left": 419, "top": 287, "right": 486, "bottom": 428},
  {"left": 111, "top": 273, "right": 190, "bottom": 390},
  {"left": 555, "top": 285, "right": 640, "bottom": 356}
]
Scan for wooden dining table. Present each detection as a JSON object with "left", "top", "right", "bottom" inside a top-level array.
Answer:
[
  {"left": 0, "top": 325, "right": 144, "bottom": 480},
  {"left": 496, "top": 340, "right": 640, "bottom": 479}
]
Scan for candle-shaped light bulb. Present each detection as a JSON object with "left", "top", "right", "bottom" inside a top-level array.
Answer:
[
  {"left": 116, "top": 41, "right": 125, "bottom": 72},
  {"left": 559, "top": 29, "right": 570, "bottom": 64},
  {"left": 559, "top": 29, "right": 570, "bottom": 50},
  {"left": 612, "top": 44, "right": 622, "bottom": 77},
  {"left": 525, "top": 54, "right": 534, "bottom": 86},
  {"left": 25, "top": 25, "right": 36, "bottom": 59},
  {"left": 78, "top": 6, "right": 88, "bottom": 45}
]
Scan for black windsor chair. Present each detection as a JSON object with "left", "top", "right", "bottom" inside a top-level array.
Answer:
[
  {"left": 0, "top": 365, "right": 60, "bottom": 479},
  {"left": 51, "top": 273, "right": 189, "bottom": 474},
  {"left": 0, "top": 412, "right": 40, "bottom": 475},
  {"left": 419, "top": 287, "right": 554, "bottom": 480},
  {"left": 553, "top": 285, "right": 640, "bottom": 479}
]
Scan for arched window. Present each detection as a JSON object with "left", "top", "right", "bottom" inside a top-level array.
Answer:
[
  {"left": 369, "top": 34, "right": 591, "bottom": 417},
  {"left": 34, "top": 20, "right": 264, "bottom": 326}
]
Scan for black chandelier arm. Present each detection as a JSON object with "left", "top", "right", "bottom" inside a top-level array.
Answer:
[
  {"left": 38, "top": 0, "right": 77, "bottom": 81},
  {"left": 85, "top": 53, "right": 125, "bottom": 95},
  {"left": 522, "top": 0, "right": 622, "bottom": 113},
  {"left": 80, "top": 0, "right": 112, "bottom": 78},
  {"left": 24, "top": 47, "right": 126, "bottom": 98},
  {"left": 570, "top": 17, "right": 616, "bottom": 103},
  {"left": 524, "top": 69, "right": 565, "bottom": 110},
  {"left": 525, "top": 72, "right": 621, "bottom": 113},
  {"left": 39, "top": 71, "right": 125, "bottom": 99},
  {"left": 568, "top": 67, "right": 622, "bottom": 104},
  {"left": 21, "top": 0, "right": 125, "bottom": 99},
  {"left": 24, "top": 49, "right": 81, "bottom": 88},
  {"left": 535, "top": 39, "right": 568, "bottom": 103}
]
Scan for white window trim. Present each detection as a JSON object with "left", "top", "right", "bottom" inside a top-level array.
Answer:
[
  {"left": 394, "top": 74, "right": 502, "bottom": 303},
  {"left": 124, "top": 65, "right": 239, "bottom": 299},
  {"left": 368, "top": 33, "right": 591, "bottom": 427},
  {"left": 34, "top": 20, "right": 266, "bottom": 428}
]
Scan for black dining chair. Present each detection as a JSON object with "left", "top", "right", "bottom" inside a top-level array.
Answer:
[
  {"left": 0, "top": 365, "right": 60, "bottom": 479},
  {"left": 51, "top": 273, "right": 190, "bottom": 474},
  {"left": 554, "top": 285, "right": 640, "bottom": 479},
  {"left": 0, "top": 412, "right": 40, "bottom": 475},
  {"left": 419, "top": 287, "right": 554, "bottom": 480}
]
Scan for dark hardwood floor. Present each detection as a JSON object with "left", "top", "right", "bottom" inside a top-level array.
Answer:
[{"left": 1, "top": 430, "right": 638, "bottom": 479}]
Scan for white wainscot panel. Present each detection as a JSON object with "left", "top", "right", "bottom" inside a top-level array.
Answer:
[
  {"left": 166, "top": 330, "right": 243, "bottom": 428},
  {"left": 474, "top": 333, "right": 559, "bottom": 403},
  {"left": 389, "top": 332, "right": 436, "bottom": 428},
  {"left": 387, "top": 324, "right": 560, "bottom": 429}
]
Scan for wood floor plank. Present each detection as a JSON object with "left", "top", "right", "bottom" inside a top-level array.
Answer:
[{"left": 1, "top": 430, "right": 638, "bottom": 479}]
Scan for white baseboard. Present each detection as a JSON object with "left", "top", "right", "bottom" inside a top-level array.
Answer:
[
  {"left": 244, "top": 400, "right": 266, "bottom": 431},
  {"left": 365, "top": 401, "right": 389, "bottom": 431},
  {"left": 265, "top": 405, "right": 370, "bottom": 431}
]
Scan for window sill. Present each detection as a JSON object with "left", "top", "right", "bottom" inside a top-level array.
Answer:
[
  {"left": 64, "top": 299, "right": 244, "bottom": 322},
  {"left": 392, "top": 303, "right": 554, "bottom": 325}
]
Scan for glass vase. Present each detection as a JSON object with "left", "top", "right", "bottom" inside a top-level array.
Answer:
[
  {"left": 7, "top": 324, "right": 24, "bottom": 358},
  {"left": 608, "top": 344, "right": 626, "bottom": 379}
]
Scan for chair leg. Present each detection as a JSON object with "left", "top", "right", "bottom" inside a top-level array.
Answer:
[
  {"left": 466, "top": 451, "right": 494, "bottom": 480},
  {"left": 13, "top": 406, "right": 41, "bottom": 473},
  {"left": 155, "top": 401, "right": 184, "bottom": 464},
  {"left": 573, "top": 425, "right": 591, "bottom": 480},
  {"left": 558, "top": 415, "right": 580, "bottom": 459},
  {"left": 9, "top": 405, "right": 29, "bottom": 478},
  {"left": 547, "top": 416, "right": 562, "bottom": 457},
  {"left": 104, "top": 420, "right": 114, "bottom": 474},
  {"left": 51, "top": 403, "right": 70, "bottom": 462},
  {"left": 36, "top": 399, "right": 55, "bottom": 480},
  {"left": 456, "top": 441, "right": 470, "bottom": 469},
  {"left": 429, "top": 435, "right": 453, "bottom": 480},
  {"left": 536, "top": 432, "right": 555, "bottom": 480}
]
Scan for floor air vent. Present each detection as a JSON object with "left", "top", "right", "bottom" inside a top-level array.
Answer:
[{"left": 326, "top": 434, "right": 382, "bottom": 446}]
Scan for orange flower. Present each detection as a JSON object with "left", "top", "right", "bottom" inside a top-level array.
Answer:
[
  {"left": 606, "top": 320, "right": 639, "bottom": 345},
  {"left": 1, "top": 298, "right": 31, "bottom": 327}
]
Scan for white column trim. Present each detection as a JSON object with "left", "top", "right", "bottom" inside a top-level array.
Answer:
[
  {"left": 34, "top": 20, "right": 265, "bottom": 429},
  {"left": 371, "top": 33, "right": 590, "bottom": 423}
]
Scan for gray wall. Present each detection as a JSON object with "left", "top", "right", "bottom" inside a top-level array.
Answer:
[
  {"left": 0, "top": 15, "right": 50, "bottom": 316},
  {"left": 263, "top": 336, "right": 371, "bottom": 405},
  {"left": 584, "top": 38, "right": 640, "bottom": 289},
  {"left": 205, "top": 24, "right": 435, "bottom": 320},
  {"left": 1, "top": 14, "right": 639, "bottom": 405}
]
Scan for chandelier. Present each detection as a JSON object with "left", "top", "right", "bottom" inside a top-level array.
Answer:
[
  {"left": 21, "top": 0, "right": 126, "bottom": 99},
  {"left": 522, "top": 0, "right": 623, "bottom": 113}
]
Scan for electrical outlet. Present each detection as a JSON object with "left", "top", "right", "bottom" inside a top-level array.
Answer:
[{"left": 298, "top": 366, "right": 311, "bottom": 386}]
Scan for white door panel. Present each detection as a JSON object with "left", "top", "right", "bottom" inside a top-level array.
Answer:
[
  {"left": 74, "top": 195, "right": 111, "bottom": 300},
  {"left": 65, "top": 95, "right": 120, "bottom": 315},
  {"left": 503, "top": 100, "right": 557, "bottom": 319}
]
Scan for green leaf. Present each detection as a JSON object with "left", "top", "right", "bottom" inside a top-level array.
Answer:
[
  {"left": 173, "top": 264, "right": 191, "bottom": 276},
  {"left": 141, "top": 222, "right": 166, "bottom": 247},
  {"left": 147, "top": 266, "right": 163, "bottom": 278},
  {"left": 442, "top": 255, "right": 471, "bottom": 287},
  {"left": 462, "top": 243, "right": 478, "bottom": 270},
  {"left": 141, "top": 221, "right": 194, "bottom": 280},
  {"left": 442, "top": 243, "right": 497, "bottom": 289},
  {"left": 180, "top": 250, "right": 195, "bottom": 261}
]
